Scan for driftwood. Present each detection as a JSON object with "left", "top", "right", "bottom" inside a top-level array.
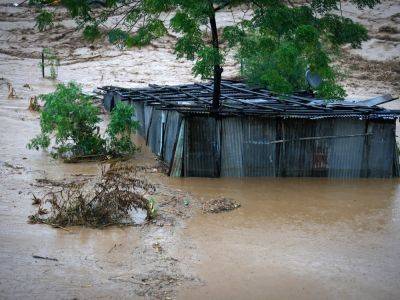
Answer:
[
  {"left": 28, "top": 164, "right": 156, "bottom": 227},
  {"left": 32, "top": 255, "right": 58, "bottom": 261}
]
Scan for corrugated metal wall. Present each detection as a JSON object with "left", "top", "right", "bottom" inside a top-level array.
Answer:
[
  {"left": 170, "top": 120, "right": 185, "bottom": 177},
  {"left": 221, "top": 117, "right": 397, "bottom": 178},
  {"left": 163, "top": 111, "right": 182, "bottom": 165},
  {"left": 121, "top": 99, "right": 397, "bottom": 178},
  {"left": 103, "top": 92, "right": 114, "bottom": 112},
  {"left": 144, "top": 106, "right": 153, "bottom": 138},
  {"left": 132, "top": 102, "right": 145, "bottom": 136},
  {"left": 311, "top": 119, "right": 333, "bottom": 177},
  {"left": 279, "top": 119, "right": 315, "bottom": 177},
  {"left": 328, "top": 119, "right": 366, "bottom": 178},
  {"left": 184, "top": 116, "right": 220, "bottom": 177},
  {"left": 364, "top": 120, "right": 396, "bottom": 178},
  {"left": 221, "top": 117, "right": 244, "bottom": 176},
  {"left": 147, "top": 109, "right": 163, "bottom": 156},
  {"left": 242, "top": 117, "right": 277, "bottom": 176}
]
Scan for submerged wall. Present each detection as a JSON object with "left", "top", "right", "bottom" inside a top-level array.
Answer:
[
  {"left": 183, "top": 116, "right": 398, "bottom": 178},
  {"left": 105, "top": 94, "right": 398, "bottom": 178}
]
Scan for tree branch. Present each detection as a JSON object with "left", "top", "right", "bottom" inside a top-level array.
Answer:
[{"left": 214, "top": 1, "right": 232, "bottom": 12}]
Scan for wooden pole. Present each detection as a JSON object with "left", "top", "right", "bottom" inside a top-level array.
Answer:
[{"left": 41, "top": 50, "right": 45, "bottom": 78}]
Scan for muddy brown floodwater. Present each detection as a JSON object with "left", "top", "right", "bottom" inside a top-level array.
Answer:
[
  {"left": 1, "top": 0, "right": 400, "bottom": 298},
  {"left": 2, "top": 92, "right": 400, "bottom": 299},
  {"left": 170, "top": 177, "right": 400, "bottom": 300}
]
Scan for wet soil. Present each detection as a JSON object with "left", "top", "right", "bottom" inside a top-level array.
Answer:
[{"left": 1, "top": 1, "right": 400, "bottom": 299}]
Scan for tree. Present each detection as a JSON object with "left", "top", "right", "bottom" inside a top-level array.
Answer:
[{"left": 31, "top": 0, "right": 379, "bottom": 106}]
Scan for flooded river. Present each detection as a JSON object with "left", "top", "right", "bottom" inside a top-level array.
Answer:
[
  {"left": 168, "top": 177, "right": 400, "bottom": 299},
  {"left": 1, "top": 1, "right": 400, "bottom": 298},
  {"left": 2, "top": 87, "right": 399, "bottom": 299}
]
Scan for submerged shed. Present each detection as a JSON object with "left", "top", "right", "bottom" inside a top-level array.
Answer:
[{"left": 100, "top": 80, "right": 400, "bottom": 178}]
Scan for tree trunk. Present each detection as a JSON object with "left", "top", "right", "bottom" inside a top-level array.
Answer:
[{"left": 209, "top": 12, "right": 222, "bottom": 112}]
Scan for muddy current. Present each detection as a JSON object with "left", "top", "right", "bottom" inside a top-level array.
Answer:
[
  {"left": 170, "top": 178, "right": 400, "bottom": 299},
  {"left": 1, "top": 96, "right": 400, "bottom": 299},
  {"left": 1, "top": 0, "right": 400, "bottom": 299}
]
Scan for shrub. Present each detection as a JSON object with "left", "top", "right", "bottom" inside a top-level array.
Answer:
[
  {"left": 35, "top": 9, "right": 54, "bottom": 32},
  {"left": 40, "top": 48, "right": 60, "bottom": 80},
  {"left": 106, "top": 101, "right": 139, "bottom": 157},
  {"left": 28, "top": 82, "right": 104, "bottom": 158},
  {"left": 28, "top": 82, "right": 139, "bottom": 160}
]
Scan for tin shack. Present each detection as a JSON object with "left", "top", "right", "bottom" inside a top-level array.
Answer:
[{"left": 100, "top": 80, "right": 400, "bottom": 178}]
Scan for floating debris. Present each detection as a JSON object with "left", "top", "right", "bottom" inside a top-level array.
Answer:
[
  {"left": 32, "top": 194, "right": 42, "bottom": 205},
  {"left": 7, "top": 82, "right": 17, "bottom": 99},
  {"left": 28, "top": 96, "right": 41, "bottom": 112},
  {"left": 29, "top": 165, "right": 156, "bottom": 227},
  {"left": 32, "top": 255, "right": 58, "bottom": 261},
  {"left": 202, "top": 197, "right": 241, "bottom": 214}
]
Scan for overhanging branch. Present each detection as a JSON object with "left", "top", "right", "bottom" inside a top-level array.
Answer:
[{"left": 214, "top": 1, "right": 232, "bottom": 12}]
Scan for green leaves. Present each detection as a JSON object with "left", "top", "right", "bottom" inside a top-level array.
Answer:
[
  {"left": 83, "top": 24, "right": 101, "bottom": 42},
  {"left": 108, "top": 28, "right": 129, "bottom": 46},
  {"left": 241, "top": 40, "right": 307, "bottom": 95},
  {"left": 192, "top": 47, "right": 224, "bottom": 79},
  {"left": 61, "top": 0, "right": 92, "bottom": 22},
  {"left": 106, "top": 102, "right": 139, "bottom": 156},
  {"left": 35, "top": 9, "right": 54, "bottom": 31},
  {"left": 222, "top": 26, "right": 245, "bottom": 47},
  {"left": 311, "top": 0, "right": 380, "bottom": 13},
  {"left": 316, "top": 81, "right": 346, "bottom": 99},
  {"left": 31, "top": 0, "right": 379, "bottom": 101},
  {"left": 170, "top": 11, "right": 198, "bottom": 34},
  {"left": 320, "top": 14, "right": 368, "bottom": 48},
  {"left": 253, "top": 5, "right": 314, "bottom": 36},
  {"left": 28, "top": 83, "right": 139, "bottom": 159},
  {"left": 130, "top": 19, "right": 167, "bottom": 47},
  {"left": 108, "top": 19, "right": 167, "bottom": 48},
  {"left": 235, "top": 2, "right": 375, "bottom": 99},
  {"left": 28, "top": 82, "right": 104, "bottom": 158}
]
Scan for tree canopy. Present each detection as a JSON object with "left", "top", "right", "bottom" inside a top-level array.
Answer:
[{"left": 31, "top": 0, "right": 379, "bottom": 104}]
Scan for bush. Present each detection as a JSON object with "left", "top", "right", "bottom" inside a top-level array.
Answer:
[
  {"left": 28, "top": 82, "right": 138, "bottom": 159},
  {"left": 106, "top": 101, "right": 139, "bottom": 157},
  {"left": 28, "top": 82, "right": 104, "bottom": 158},
  {"left": 40, "top": 48, "right": 60, "bottom": 80},
  {"left": 35, "top": 9, "right": 54, "bottom": 32}
]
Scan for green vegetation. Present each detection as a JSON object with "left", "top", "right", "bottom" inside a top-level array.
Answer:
[
  {"left": 35, "top": 9, "right": 54, "bottom": 32},
  {"left": 40, "top": 48, "right": 60, "bottom": 79},
  {"left": 146, "top": 197, "right": 158, "bottom": 219},
  {"left": 32, "top": 0, "right": 379, "bottom": 102},
  {"left": 106, "top": 101, "right": 139, "bottom": 157},
  {"left": 28, "top": 82, "right": 139, "bottom": 159}
]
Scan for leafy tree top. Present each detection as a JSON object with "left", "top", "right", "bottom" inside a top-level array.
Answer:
[{"left": 31, "top": 0, "right": 379, "bottom": 100}]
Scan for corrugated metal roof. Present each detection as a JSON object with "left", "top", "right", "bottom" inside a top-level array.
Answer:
[{"left": 99, "top": 80, "right": 399, "bottom": 120}]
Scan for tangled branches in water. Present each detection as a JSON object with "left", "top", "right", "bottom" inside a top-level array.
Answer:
[
  {"left": 29, "top": 164, "right": 157, "bottom": 228},
  {"left": 202, "top": 197, "right": 241, "bottom": 214}
]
